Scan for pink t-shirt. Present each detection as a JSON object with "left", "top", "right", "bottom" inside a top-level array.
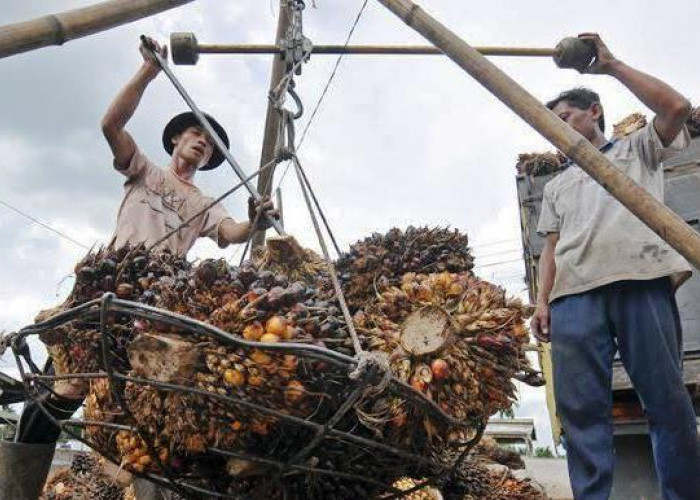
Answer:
[{"left": 111, "top": 149, "right": 232, "bottom": 255}]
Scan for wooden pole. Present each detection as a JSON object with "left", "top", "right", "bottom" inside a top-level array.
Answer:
[
  {"left": 197, "top": 43, "right": 557, "bottom": 57},
  {"left": 0, "top": 0, "right": 195, "bottom": 60},
  {"left": 252, "top": 1, "right": 291, "bottom": 249},
  {"left": 275, "top": 186, "right": 285, "bottom": 229},
  {"left": 375, "top": 0, "right": 700, "bottom": 271}
]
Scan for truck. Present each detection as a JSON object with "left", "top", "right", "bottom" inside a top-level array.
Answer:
[{"left": 516, "top": 135, "right": 700, "bottom": 500}]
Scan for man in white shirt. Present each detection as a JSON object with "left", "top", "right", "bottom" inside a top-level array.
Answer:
[{"left": 531, "top": 34, "right": 700, "bottom": 500}]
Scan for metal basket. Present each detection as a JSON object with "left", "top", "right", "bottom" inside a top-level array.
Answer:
[{"left": 10, "top": 293, "right": 483, "bottom": 499}]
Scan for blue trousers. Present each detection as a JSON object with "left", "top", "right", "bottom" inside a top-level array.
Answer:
[{"left": 550, "top": 278, "right": 700, "bottom": 500}]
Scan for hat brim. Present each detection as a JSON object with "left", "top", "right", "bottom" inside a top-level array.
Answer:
[{"left": 162, "top": 112, "right": 229, "bottom": 171}]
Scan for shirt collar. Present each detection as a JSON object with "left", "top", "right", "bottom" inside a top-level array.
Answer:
[{"left": 561, "top": 139, "right": 617, "bottom": 170}]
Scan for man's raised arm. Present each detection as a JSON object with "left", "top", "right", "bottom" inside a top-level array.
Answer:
[
  {"left": 579, "top": 33, "right": 691, "bottom": 146},
  {"left": 101, "top": 37, "right": 167, "bottom": 169}
]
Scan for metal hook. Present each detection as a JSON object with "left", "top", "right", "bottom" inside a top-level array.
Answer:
[{"left": 287, "top": 84, "right": 304, "bottom": 120}]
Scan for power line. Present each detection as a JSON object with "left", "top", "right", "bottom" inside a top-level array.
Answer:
[
  {"left": 471, "top": 238, "right": 520, "bottom": 249},
  {"left": 296, "top": 0, "right": 369, "bottom": 149},
  {"left": 474, "top": 247, "right": 522, "bottom": 259},
  {"left": 474, "top": 257, "right": 523, "bottom": 269},
  {"left": 492, "top": 274, "right": 526, "bottom": 281},
  {"left": 276, "top": 0, "right": 370, "bottom": 190},
  {"left": 0, "top": 198, "right": 90, "bottom": 250}
]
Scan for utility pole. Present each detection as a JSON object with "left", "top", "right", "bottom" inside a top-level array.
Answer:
[{"left": 252, "top": 1, "right": 291, "bottom": 249}]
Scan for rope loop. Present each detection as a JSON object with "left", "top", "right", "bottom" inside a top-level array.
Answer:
[{"left": 349, "top": 351, "right": 393, "bottom": 394}]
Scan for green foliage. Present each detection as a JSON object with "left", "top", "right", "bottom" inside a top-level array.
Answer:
[
  {"left": 534, "top": 446, "right": 554, "bottom": 458},
  {"left": 497, "top": 408, "right": 515, "bottom": 419}
]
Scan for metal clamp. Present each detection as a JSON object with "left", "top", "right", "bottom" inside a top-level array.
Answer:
[{"left": 281, "top": 0, "right": 312, "bottom": 75}]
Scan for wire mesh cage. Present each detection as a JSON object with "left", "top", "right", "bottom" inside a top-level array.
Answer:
[
  {"left": 11, "top": 293, "right": 483, "bottom": 499},
  {"left": 7, "top": 227, "right": 544, "bottom": 499}
]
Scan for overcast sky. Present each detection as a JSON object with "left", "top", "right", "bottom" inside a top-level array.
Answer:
[{"left": 1, "top": 0, "right": 698, "bottom": 451}]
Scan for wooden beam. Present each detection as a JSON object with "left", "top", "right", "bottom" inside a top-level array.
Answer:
[
  {"left": 252, "top": 1, "right": 291, "bottom": 249},
  {"left": 197, "top": 43, "right": 557, "bottom": 57},
  {"left": 375, "top": 0, "right": 700, "bottom": 271},
  {"left": 0, "top": 0, "right": 195, "bottom": 59}
]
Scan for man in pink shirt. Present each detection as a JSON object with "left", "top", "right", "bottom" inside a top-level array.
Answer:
[
  {"left": 104, "top": 37, "right": 278, "bottom": 254},
  {"left": 0, "top": 37, "right": 278, "bottom": 500}
]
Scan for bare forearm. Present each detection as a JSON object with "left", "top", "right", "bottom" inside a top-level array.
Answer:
[
  {"left": 218, "top": 219, "right": 252, "bottom": 246},
  {"left": 609, "top": 61, "right": 690, "bottom": 119},
  {"left": 102, "top": 65, "right": 156, "bottom": 131},
  {"left": 536, "top": 242, "right": 556, "bottom": 306}
]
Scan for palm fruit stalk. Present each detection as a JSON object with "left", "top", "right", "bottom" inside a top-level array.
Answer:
[
  {"left": 253, "top": 235, "right": 331, "bottom": 283},
  {"left": 42, "top": 452, "right": 123, "bottom": 500},
  {"left": 612, "top": 112, "right": 648, "bottom": 139},
  {"left": 336, "top": 226, "right": 475, "bottom": 311},
  {"left": 471, "top": 436, "right": 525, "bottom": 470},
  {"left": 610, "top": 108, "right": 700, "bottom": 141},
  {"left": 515, "top": 152, "right": 564, "bottom": 176}
]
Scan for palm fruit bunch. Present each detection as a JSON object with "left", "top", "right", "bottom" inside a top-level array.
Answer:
[
  {"left": 123, "top": 486, "right": 187, "bottom": 500},
  {"left": 75, "top": 252, "right": 403, "bottom": 494},
  {"left": 42, "top": 452, "right": 123, "bottom": 500},
  {"left": 84, "top": 377, "right": 124, "bottom": 454},
  {"left": 612, "top": 112, "right": 647, "bottom": 139},
  {"left": 487, "top": 473, "right": 548, "bottom": 500},
  {"left": 687, "top": 106, "right": 700, "bottom": 138},
  {"left": 353, "top": 271, "right": 536, "bottom": 446},
  {"left": 612, "top": 109, "right": 700, "bottom": 140},
  {"left": 194, "top": 344, "right": 313, "bottom": 438},
  {"left": 611, "top": 109, "right": 700, "bottom": 140},
  {"left": 76, "top": 251, "right": 468, "bottom": 497},
  {"left": 515, "top": 152, "right": 564, "bottom": 176},
  {"left": 253, "top": 235, "right": 331, "bottom": 283},
  {"left": 38, "top": 244, "right": 190, "bottom": 378},
  {"left": 471, "top": 436, "right": 525, "bottom": 470},
  {"left": 152, "top": 254, "right": 357, "bottom": 355},
  {"left": 34, "top": 228, "right": 544, "bottom": 499},
  {"left": 114, "top": 429, "right": 169, "bottom": 474},
  {"left": 219, "top": 437, "right": 414, "bottom": 500},
  {"left": 440, "top": 459, "right": 548, "bottom": 500},
  {"left": 388, "top": 478, "right": 443, "bottom": 500},
  {"left": 441, "top": 460, "right": 493, "bottom": 500},
  {"left": 336, "top": 226, "right": 475, "bottom": 310}
]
